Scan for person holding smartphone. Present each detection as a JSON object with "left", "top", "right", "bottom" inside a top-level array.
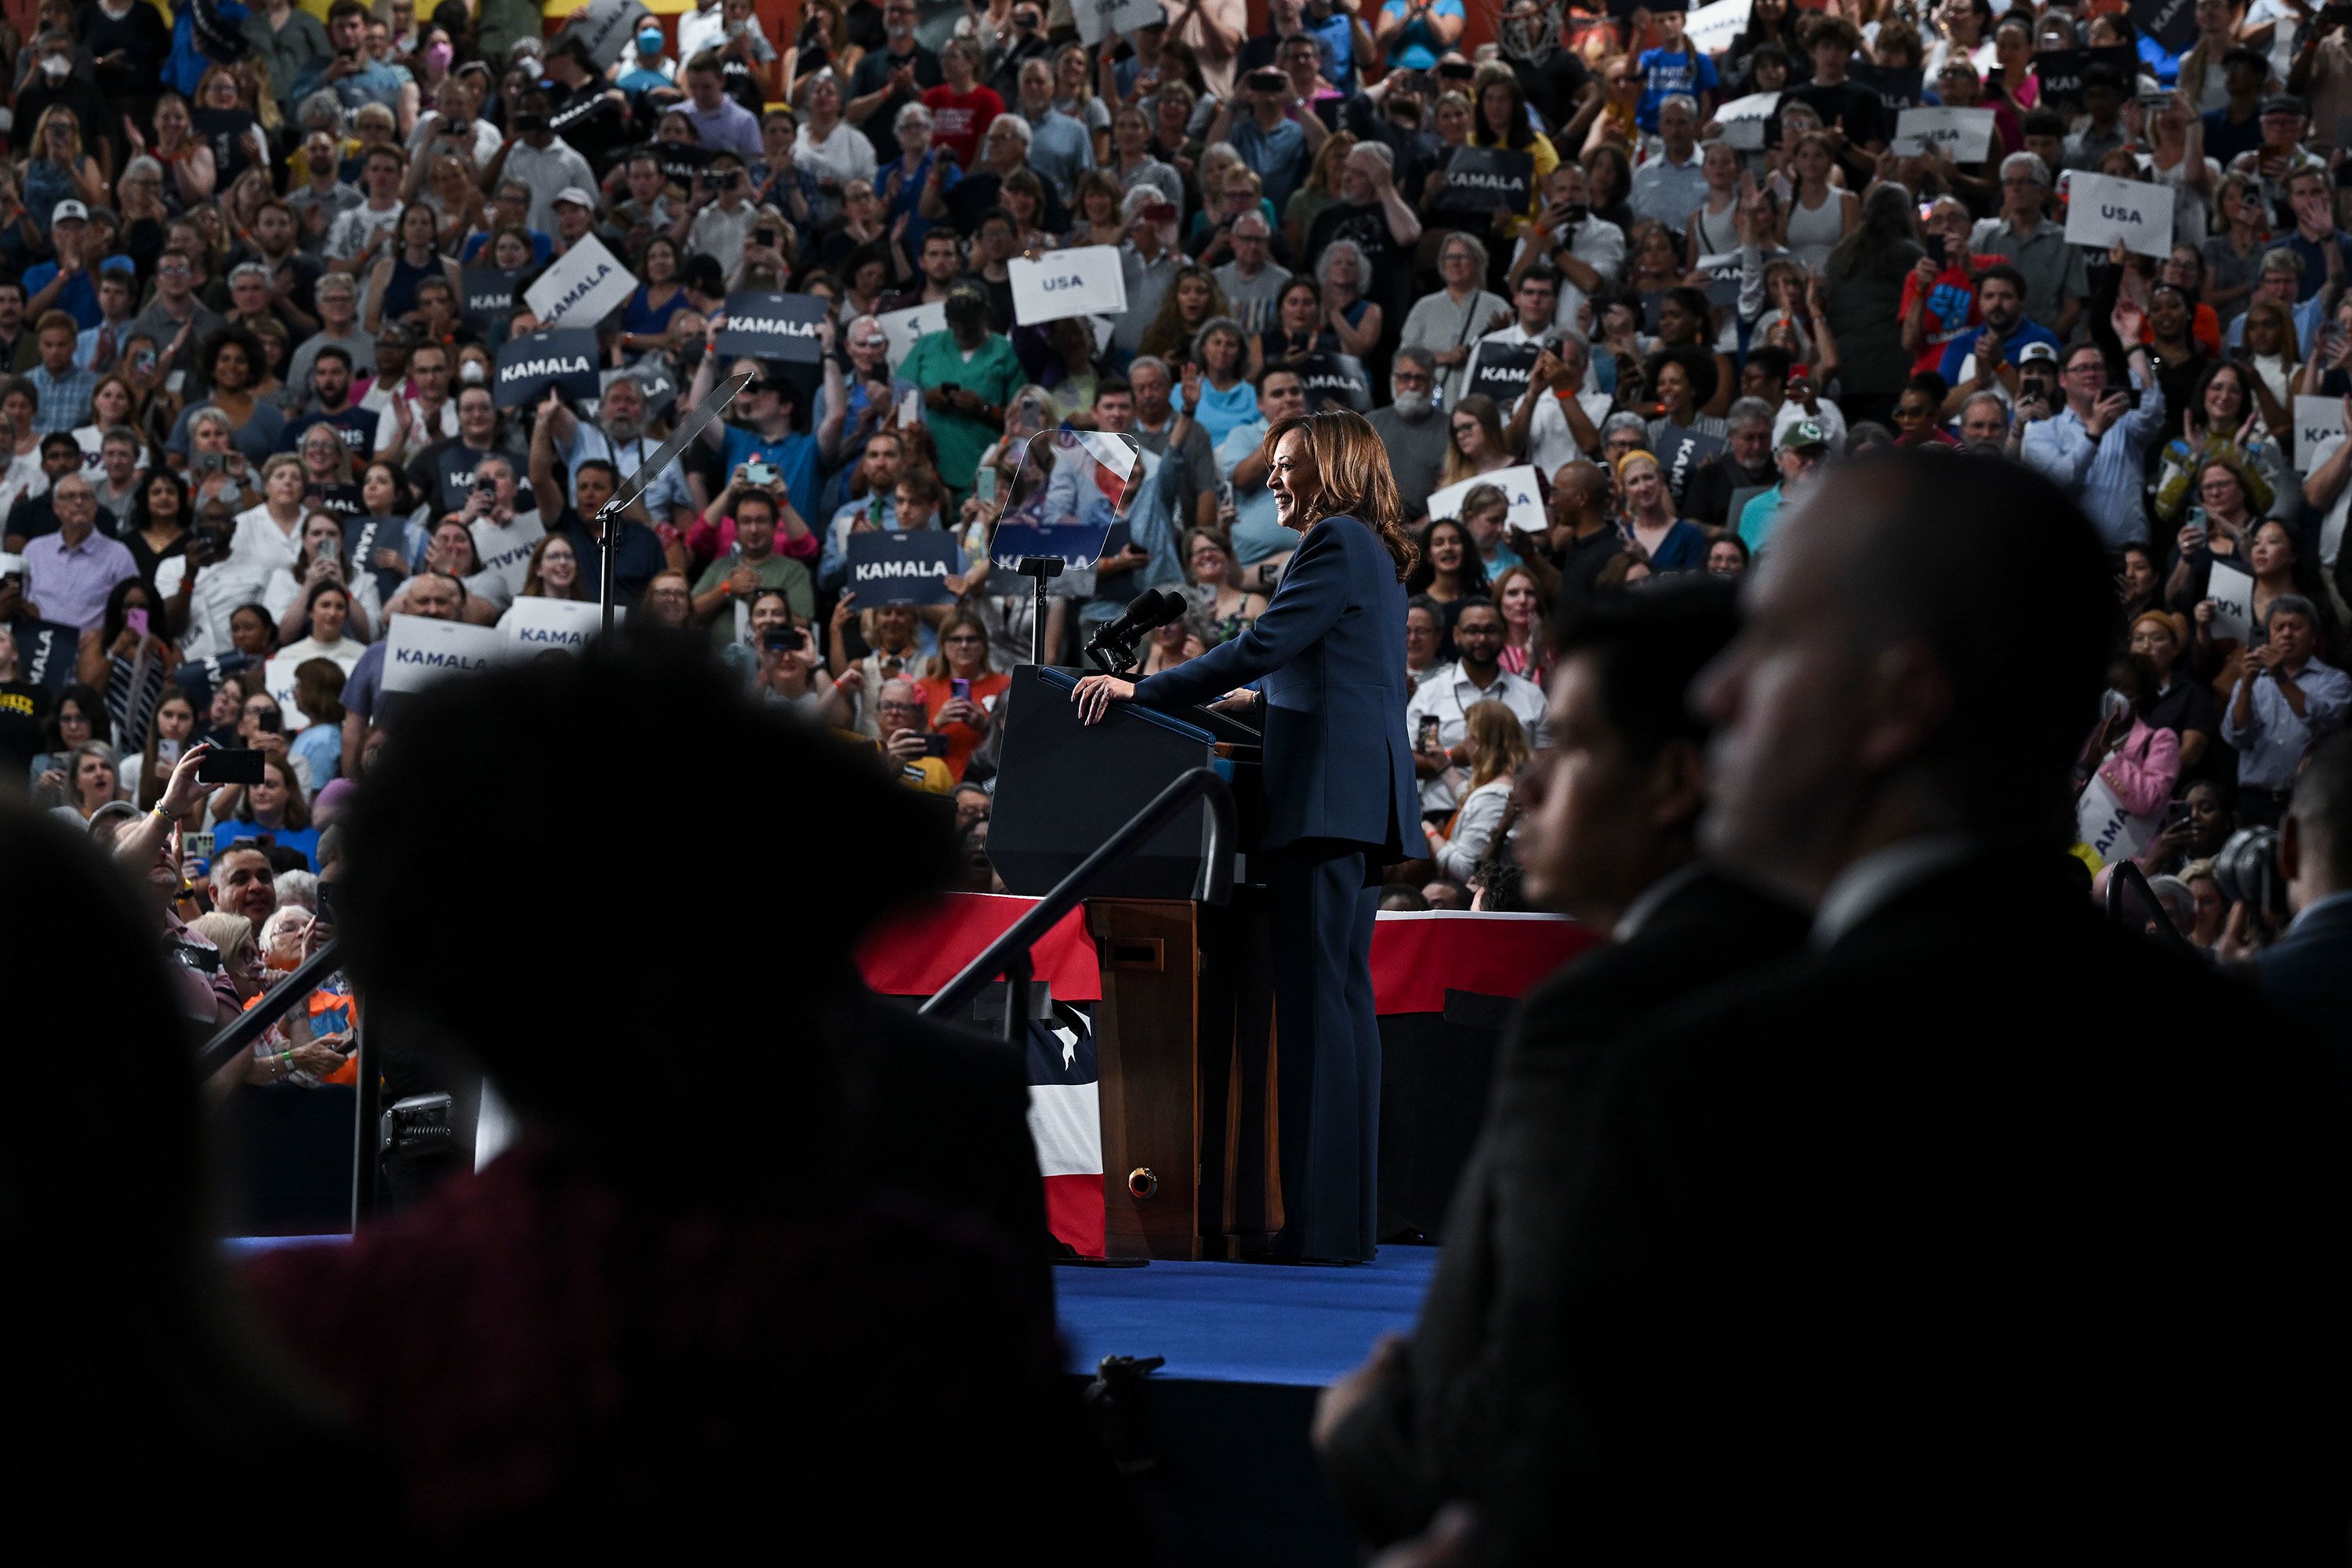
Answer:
[{"left": 913, "top": 610, "right": 1006, "bottom": 782}]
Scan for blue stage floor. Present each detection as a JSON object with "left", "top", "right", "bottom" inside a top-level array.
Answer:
[{"left": 1055, "top": 1245, "right": 1436, "bottom": 1387}]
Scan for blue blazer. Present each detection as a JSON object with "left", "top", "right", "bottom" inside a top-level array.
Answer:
[{"left": 1133, "top": 514, "right": 1422, "bottom": 858}]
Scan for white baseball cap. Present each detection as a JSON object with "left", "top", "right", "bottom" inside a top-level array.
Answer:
[
  {"left": 51, "top": 199, "right": 87, "bottom": 225},
  {"left": 553, "top": 186, "right": 596, "bottom": 210}
]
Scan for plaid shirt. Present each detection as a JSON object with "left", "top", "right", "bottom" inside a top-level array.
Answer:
[{"left": 26, "top": 363, "right": 94, "bottom": 435}]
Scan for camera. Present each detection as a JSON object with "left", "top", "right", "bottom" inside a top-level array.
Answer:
[
  {"left": 2211, "top": 826, "right": 2287, "bottom": 920},
  {"left": 1248, "top": 69, "right": 1287, "bottom": 93},
  {"left": 753, "top": 227, "right": 779, "bottom": 249}
]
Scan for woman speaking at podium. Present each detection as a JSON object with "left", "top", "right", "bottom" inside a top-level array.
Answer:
[{"left": 1073, "top": 409, "right": 1421, "bottom": 1265}]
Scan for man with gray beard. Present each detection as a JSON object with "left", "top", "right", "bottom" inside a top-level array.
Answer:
[
  {"left": 1369, "top": 349, "right": 1450, "bottom": 526},
  {"left": 538, "top": 374, "right": 693, "bottom": 528}
]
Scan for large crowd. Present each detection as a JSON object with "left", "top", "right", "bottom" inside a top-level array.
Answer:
[{"left": 2, "top": 0, "right": 2350, "bottom": 970}]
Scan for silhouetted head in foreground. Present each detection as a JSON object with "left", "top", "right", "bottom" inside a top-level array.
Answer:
[
  {"left": 337, "top": 632, "right": 959, "bottom": 1163},
  {"left": 1693, "top": 449, "right": 2116, "bottom": 906}
]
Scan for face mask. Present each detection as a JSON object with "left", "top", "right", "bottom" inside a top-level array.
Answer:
[
  {"left": 459, "top": 359, "right": 486, "bottom": 385},
  {"left": 638, "top": 30, "right": 664, "bottom": 58},
  {"left": 1391, "top": 389, "right": 1432, "bottom": 417},
  {"left": 39, "top": 55, "right": 68, "bottom": 78},
  {"left": 423, "top": 40, "right": 452, "bottom": 71}
]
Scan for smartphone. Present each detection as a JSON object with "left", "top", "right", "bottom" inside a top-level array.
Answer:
[
  {"left": 182, "top": 829, "right": 213, "bottom": 861},
  {"left": 1437, "top": 60, "right": 1475, "bottom": 82},
  {"left": 975, "top": 465, "right": 997, "bottom": 505},
  {"left": 157, "top": 736, "right": 183, "bottom": 768},
  {"left": 762, "top": 625, "right": 795, "bottom": 650},
  {"left": 1099, "top": 520, "right": 1132, "bottom": 560},
  {"left": 1248, "top": 68, "right": 1287, "bottom": 93},
  {"left": 745, "top": 459, "right": 779, "bottom": 485},
  {"left": 126, "top": 607, "right": 149, "bottom": 639},
  {"left": 198, "top": 748, "right": 264, "bottom": 785},
  {"left": 193, "top": 451, "right": 225, "bottom": 474},
  {"left": 2164, "top": 800, "right": 2194, "bottom": 829},
  {"left": 314, "top": 880, "right": 335, "bottom": 926},
  {"left": 1142, "top": 201, "right": 1178, "bottom": 226},
  {"left": 1925, "top": 232, "right": 1948, "bottom": 268},
  {"left": 1889, "top": 134, "right": 1927, "bottom": 158},
  {"left": 0, "top": 550, "right": 23, "bottom": 579},
  {"left": 253, "top": 708, "right": 283, "bottom": 735},
  {"left": 920, "top": 733, "right": 951, "bottom": 757},
  {"left": 1417, "top": 714, "right": 1441, "bottom": 750},
  {"left": 753, "top": 227, "right": 779, "bottom": 249},
  {"left": 950, "top": 676, "right": 971, "bottom": 702}
]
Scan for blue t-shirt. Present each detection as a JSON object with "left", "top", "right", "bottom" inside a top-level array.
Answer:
[
  {"left": 291, "top": 721, "right": 340, "bottom": 789},
  {"left": 1380, "top": 0, "right": 1464, "bottom": 70},
  {"left": 20, "top": 261, "right": 101, "bottom": 328},
  {"left": 720, "top": 426, "right": 822, "bottom": 526},
  {"left": 1636, "top": 45, "right": 1717, "bottom": 132},
  {"left": 1192, "top": 377, "right": 1262, "bottom": 450},
  {"left": 1936, "top": 318, "right": 2060, "bottom": 386}
]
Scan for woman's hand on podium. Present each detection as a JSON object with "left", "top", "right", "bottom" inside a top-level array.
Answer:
[{"left": 1071, "top": 673, "right": 1135, "bottom": 724}]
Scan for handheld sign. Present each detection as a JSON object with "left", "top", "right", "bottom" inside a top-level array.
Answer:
[
  {"left": 503, "top": 597, "right": 615, "bottom": 652},
  {"left": 1464, "top": 339, "right": 1543, "bottom": 407},
  {"left": 1071, "top": 0, "right": 1164, "bottom": 46},
  {"left": 525, "top": 235, "right": 633, "bottom": 330},
  {"left": 2130, "top": 0, "right": 2199, "bottom": 54},
  {"left": 460, "top": 266, "right": 524, "bottom": 332},
  {"left": 2033, "top": 45, "right": 2139, "bottom": 106},
  {"left": 13, "top": 617, "right": 79, "bottom": 693},
  {"left": 1715, "top": 91, "right": 1779, "bottom": 151},
  {"left": 260, "top": 656, "right": 313, "bottom": 731},
  {"left": 1428, "top": 464, "right": 1547, "bottom": 534},
  {"left": 873, "top": 301, "right": 945, "bottom": 368},
  {"left": 377, "top": 613, "right": 505, "bottom": 724},
  {"left": 714, "top": 290, "right": 828, "bottom": 363},
  {"left": 564, "top": 0, "right": 654, "bottom": 67},
  {"left": 1846, "top": 61, "right": 1924, "bottom": 112},
  {"left": 1895, "top": 106, "right": 1998, "bottom": 163},
  {"left": 2076, "top": 771, "right": 2158, "bottom": 866},
  {"left": 1009, "top": 246, "right": 1127, "bottom": 327},
  {"left": 2293, "top": 394, "right": 2342, "bottom": 474},
  {"left": 2063, "top": 170, "right": 2175, "bottom": 260},
  {"left": 1430, "top": 146, "right": 1535, "bottom": 221},
  {"left": 1653, "top": 424, "right": 1726, "bottom": 507},
  {"left": 2207, "top": 559, "right": 2256, "bottom": 645},
  {"left": 495, "top": 329, "right": 601, "bottom": 408},
  {"left": 845, "top": 528, "right": 964, "bottom": 606},
  {"left": 1682, "top": 0, "right": 1751, "bottom": 55},
  {"left": 1293, "top": 350, "right": 1374, "bottom": 412},
  {"left": 470, "top": 513, "right": 548, "bottom": 603}
]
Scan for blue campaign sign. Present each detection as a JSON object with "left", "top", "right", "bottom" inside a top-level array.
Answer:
[{"left": 990, "top": 519, "right": 1114, "bottom": 572}]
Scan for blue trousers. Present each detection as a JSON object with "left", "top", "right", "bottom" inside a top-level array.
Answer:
[{"left": 1265, "top": 838, "right": 1381, "bottom": 1262}]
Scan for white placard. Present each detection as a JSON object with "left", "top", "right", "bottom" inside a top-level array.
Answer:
[
  {"left": 2293, "top": 394, "right": 2342, "bottom": 474},
  {"left": 1715, "top": 90, "right": 1779, "bottom": 151},
  {"left": 1071, "top": 0, "right": 1165, "bottom": 46},
  {"left": 564, "top": 0, "right": 653, "bottom": 67},
  {"left": 2062, "top": 170, "right": 2176, "bottom": 260},
  {"left": 1894, "top": 106, "right": 1998, "bottom": 163},
  {"left": 874, "top": 302, "right": 945, "bottom": 368},
  {"left": 381, "top": 614, "right": 505, "bottom": 694},
  {"left": 502, "top": 596, "right": 617, "bottom": 652},
  {"left": 1684, "top": 0, "right": 1753, "bottom": 55},
  {"left": 260, "top": 656, "right": 312, "bottom": 731},
  {"left": 2076, "top": 771, "right": 2158, "bottom": 866},
  {"left": 1009, "top": 246, "right": 1127, "bottom": 327},
  {"left": 2206, "top": 559, "right": 2256, "bottom": 646},
  {"left": 470, "top": 511, "right": 547, "bottom": 604},
  {"left": 526, "top": 236, "right": 633, "bottom": 330},
  {"left": 1427, "top": 464, "right": 1547, "bottom": 534}
]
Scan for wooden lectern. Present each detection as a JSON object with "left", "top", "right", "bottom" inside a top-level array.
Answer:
[{"left": 989, "top": 667, "right": 1279, "bottom": 1259}]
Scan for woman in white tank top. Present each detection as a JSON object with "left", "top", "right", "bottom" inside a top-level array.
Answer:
[
  {"left": 1782, "top": 130, "right": 1857, "bottom": 274},
  {"left": 1686, "top": 140, "right": 1744, "bottom": 262}
]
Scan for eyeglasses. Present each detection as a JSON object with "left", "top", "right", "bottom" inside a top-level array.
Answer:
[{"left": 879, "top": 699, "right": 927, "bottom": 713}]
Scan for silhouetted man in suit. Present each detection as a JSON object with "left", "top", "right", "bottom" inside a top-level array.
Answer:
[
  {"left": 2252, "top": 731, "right": 2352, "bottom": 1094},
  {"left": 1313, "top": 579, "right": 1807, "bottom": 1545},
  {"left": 1481, "top": 452, "right": 2352, "bottom": 1563}
]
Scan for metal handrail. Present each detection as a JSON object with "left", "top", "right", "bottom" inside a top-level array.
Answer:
[
  {"left": 2105, "top": 857, "right": 2195, "bottom": 955},
  {"left": 921, "top": 766, "right": 1237, "bottom": 1022},
  {"left": 195, "top": 938, "right": 345, "bottom": 1078}
]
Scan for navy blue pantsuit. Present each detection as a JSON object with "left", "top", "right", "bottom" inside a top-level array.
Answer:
[{"left": 1132, "top": 514, "right": 1421, "bottom": 1261}]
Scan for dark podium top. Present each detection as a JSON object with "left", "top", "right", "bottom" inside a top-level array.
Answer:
[{"left": 985, "top": 666, "right": 1262, "bottom": 899}]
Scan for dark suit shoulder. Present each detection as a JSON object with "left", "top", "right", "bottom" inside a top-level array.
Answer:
[{"left": 1503, "top": 871, "right": 1809, "bottom": 1076}]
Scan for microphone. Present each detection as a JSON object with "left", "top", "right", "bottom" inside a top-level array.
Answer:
[{"left": 1084, "top": 589, "right": 1186, "bottom": 672}]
